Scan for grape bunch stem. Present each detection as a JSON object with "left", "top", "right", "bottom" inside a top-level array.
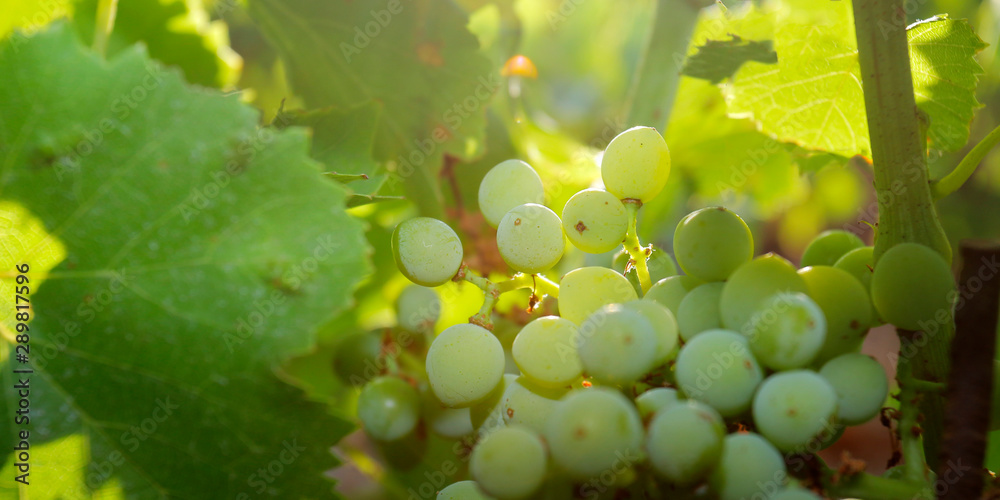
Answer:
[
  {"left": 455, "top": 265, "right": 560, "bottom": 330},
  {"left": 622, "top": 200, "right": 653, "bottom": 294}
]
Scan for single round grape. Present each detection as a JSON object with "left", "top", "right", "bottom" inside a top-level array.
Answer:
[
  {"left": 558, "top": 266, "right": 638, "bottom": 325},
  {"left": 426, "top": 323, "right": 505, "bottom": 407},
  {"left": 357, "top": 376, "right": 420, "bottom": 441},
  {"left": 471, "top": 426, "right": 547, "bottom": 499},
  {"left": 422, "top": 391, "right": 474, "bottom": 439},
  {"left": 720, "top": 253, "right": 809, "bottom": 335},
  {"left": 512, "top": 316, "right": 582, "bottom": 388},
  {"left": 819, "top": 353, "right": 888, "bottom": 425},
  {"left": 834, "top": 246, "right": 875, "bottom": 289},
  {"left": 478, "top": 159, "right": 545, "bottom": 227},
  {"left": 800, "top": 230, "right": 865, "bottom": 268},
  {"left": 676, "top": 282, "right": 725, "bottom": 342},
  {"left": 647, "top": 400, "right": 725, "bottom": 484},
  {"left": 709, "top": 433, "right": 788, "bottom": 500},
  {"left": 438, "top": 481, "right": 495, "bottom": 500},
  {"left": 396, "top": 285, "right": 440, "bottom": 332},
  {"left": 562, "top": 189, "right": 628, "bottom": 254},
  {"left": 773, "top": 488, "right": 822, "bottom": 500},
  {"left": 392, "top": 217, "right": 464, "bottom": 287},
  {"left": 800, "top": 265, "right": 873, "bottom": 363},
  {"left": 675, "top": 329, "right": 764, "bottom": 417},
  {"left": 501, "top": 376, "right": 566, "bottom": 434},
  {"left": 601, "top": 126, "right": 671, "bottom": 202},
  {"left": 545, "top": 387, "right": 643, "bottom": 478},
  {"left": 577, "top": 304, "right": 659, "bottom": 386},
  {"left": 871, "top": 243, "right": 955, "bottom": 331},
  {"left": 470, "top": 374, "right": 516, "bottom": 432},
  {"left": 673, "top": 207, "right": 754, "bottom": 282},
  {"left": 496, "top": 203, "right": 565, "bottom": 274},
  {"left": 333, "top": 331, "right": 382, "bottom": 385},
  {"left": 752, "top": 370, "right": 838, "bottom": 451},
  {"left": 746, "top": 292, "right": 826, "bottom": 370},
  {"left": 644, "top": 275, "right": 703, "bottom": 316},
  {"left": 636, "top": 387, "right": 681, "bottom": 421},
  {"left": 623, "top": 300, "right": 679, "bottom": 365},
  {"left": 614, "top": 246, "right": 678, "bottom": 295}
]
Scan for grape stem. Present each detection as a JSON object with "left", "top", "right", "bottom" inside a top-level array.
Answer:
[
  {"left": 455, "top": 265, "right": 560, "bottom": 330},
  {"left": 622, "top": 200, "right": 652, "bottom": 294},
  {"left": 932, "top": 122, "right": 1000, "bottom": 199},
  {"left": 93, "top": 0, "right": 119, "bottom": 57},
  {"left": 823, "top": 470, "right": 926, "bottom": 499},
  {"left": 895, "top": 342, "right": 932, "bottom": 485}
]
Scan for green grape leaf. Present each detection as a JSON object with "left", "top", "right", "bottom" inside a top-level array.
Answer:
[
  {"left": 723, "top": 3, "right": 986, "bottom": 157},
  {"left": 682, "top": 36, "right": 777, "bottom": 84},
  {"left": 276, "top": 102, "right": 385, "bottom": 196},
  {"left": 246, "top": 0, "right": 498, "bottom": 214},
  {"left": 908, "top": 15, "right": 987, "bottom": 152},
  {"left": 0, "top": 24, "right": 368, "bottom": 497},
  {"left": 73, "top": 0, "right": 239, "bottom": 87}
]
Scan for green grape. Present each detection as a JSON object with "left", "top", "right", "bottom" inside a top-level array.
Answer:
[
  {"left": 774, "top": 488, "right": 822, "bottom": 500},
  {"left": 392, "top": 217, "right": 464, "bottom": 287},
  {"left": 562, "top": 189, "right": 629, "bottom": 254},
  {"left": 834, "top": 246, "right": 875, "bottom": 288},
  {"left": 676, "top": 282, "right": 725, "bottom": 342},
  {"left": 478, "top": 159, "right": 545, "bottom": 227},
  {"left": 752, "top": 370, "right": 838, "bottom": 451},
  {"left": 834, "top": 246, "right": 880, "bottom": 325},
  {"left": 646, "top": 400, "right": 725, "bottom": 484},
  {"left": 871, "top": 242, "right": 955, "bottom": 331},
  {"left": 799, "top": 265, "right": 873, "bottom": 363},
  {"left": 357, "top": 376, "right": 420, "bottom": 441},
  {"left": 396, "top": 285, "right": 440, "bottom": 332},
  {"left": 471, "top": 426, "right": 548, "bottom": 499},
  {"left": 709, "top": 433, "right": 788, "bottom": 500},
  {"left": 426, "top": 323, "right": 506, "bottom": 407},
  {"left": 819, "top": 353, "right": 888, "bottom": 425},
  {"left": 623, "top": 300, "right": 679, "bottom": 365},
  {"left": 636, "top": 387, "right": 681, "bottom": 421},
  {"left": 512, "top": 316, "right": 583, "bottom": 388},
  {"left": 746, "top": 292, "right": 826, "bottom": 370},
  {"left": 644, "top": 275, "right": 703, "bottom": 316},
  {"left": 423, "top": 392, "right": 474, "bottom": 438},
  {"left": 545, "top": 387, "right": 643, "bottom": 478},
  {"left": 438, "top": 481, "right": 495, "bottom": 500},
  {"left": 673, "top": 207, "right": 754, "bottom": 282},
  {"left": 496, "top": 203, "right": 565, "bottom": 274},
  {"left": 501, "top": 376, "right": 567, "bottom": 434},
  {"left": 333, "top": 331, "right": 382, "bottom": 385},
  {"left": 720, "top": 253, "right": 809, "bottom": 334},
  {"left": 800, "top": 230, "right": 865, "bottom": 268},
  {"left": 675, "top": 329, "right": 764, "bottom": 417},
  {"left": 601, "top": 126, "right": 671, "bottom": 202},
  {"left": 577, "top": 304, "right": 659, "bottom": 386},
  {"left": 614, "top": 246, "right": 678, "bottom": 295},
  {"left": 471, "top": 374, "right": 516, "bottom": 432},
  {"left": 558, "top": 266, "right": 638, "bottom": 324}
]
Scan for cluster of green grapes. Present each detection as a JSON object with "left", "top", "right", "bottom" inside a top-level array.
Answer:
[{"left": 336, "top": 126, "right": 957, "bottom": 500}]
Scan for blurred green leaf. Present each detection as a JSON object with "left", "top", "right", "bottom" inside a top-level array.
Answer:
[
  {"left": 0, "top": 24, "right": 369, "bottom": 497},
  {"left": 74, "top": 0, "right": 240, "bottom": 88},
  {"left": 682, "top": 36, "right": 777, "bottom": 84},
  {"left": 908, "top": 16, "right": 987, "bottom": 152},
  {"left": 247, "top": 0, "right": 497, "bottom": 215}
]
